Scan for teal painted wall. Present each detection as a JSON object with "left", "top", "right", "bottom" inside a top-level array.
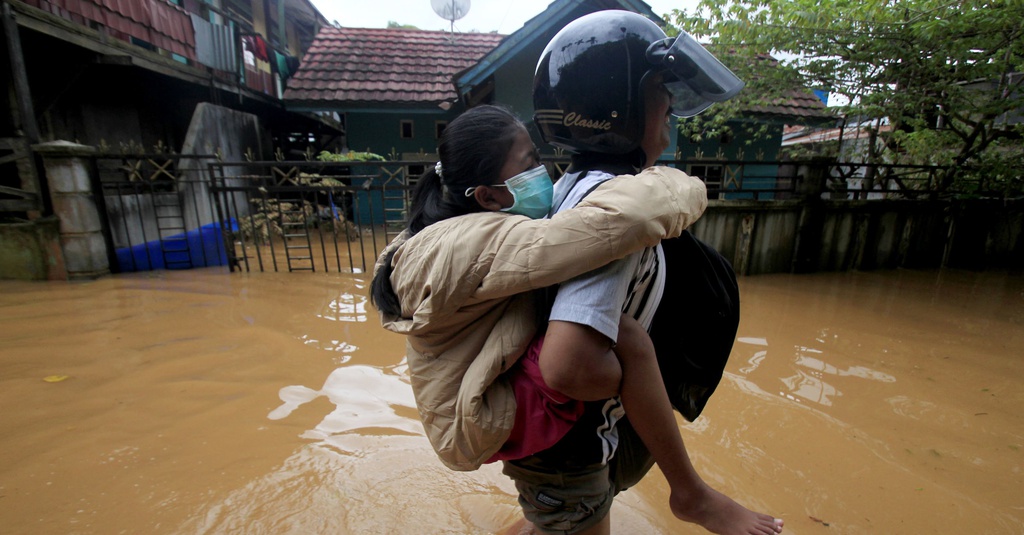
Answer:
[
  {"left": 344, "top": 110, "right": 459, "bottom": 158},
  {"left": 675, "top": 121, "right": 784, "bottom": 198},
  {"left": 675, "top": 121, "right": 783, "bottom": 162},
  {"left": 491, "top": 28, "right": 558, "bottom": 154}
]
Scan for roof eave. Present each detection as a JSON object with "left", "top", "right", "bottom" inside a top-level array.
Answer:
[
  {"left": 453, "top": 0, "right": 662, "bottom": 97},
  {"left": 740, "top": 110, "right": 838, "bottom": 126},
  {"left": 285, "top": 99, "right": 453, "bottom": 113}
]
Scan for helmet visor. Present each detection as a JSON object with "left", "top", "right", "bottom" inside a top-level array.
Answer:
[{"left": 647, "top": 32, "right": 745, "bottom": 117}]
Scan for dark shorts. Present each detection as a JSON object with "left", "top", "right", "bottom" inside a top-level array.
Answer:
[{"left": 501, "top": 416, "right": 655, "bottom": 534}]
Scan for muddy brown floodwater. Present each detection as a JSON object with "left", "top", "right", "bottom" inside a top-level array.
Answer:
[{"left": 1, "top": 267, "right": 1022, "bottom": 534}]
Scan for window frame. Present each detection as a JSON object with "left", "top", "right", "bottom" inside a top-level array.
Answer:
[{"left": 400, "top": 120, "right": 414, "bottom": 139}]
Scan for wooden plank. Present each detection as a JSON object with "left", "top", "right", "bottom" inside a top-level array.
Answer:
[
  {"left": 0, "top": 184, "right": 38, "bottom": 199},
  {"left": 3, "top": 2, "right": 41, "bottom": 142},
  {"left": 0, "top": 198, "right": 40, "bottom": 211},
  {"left": 0, "top": 151, "right": 28, "bottom": 166},
  {"left": 9, "top": 1, "right": 275, "bottom": 104}
]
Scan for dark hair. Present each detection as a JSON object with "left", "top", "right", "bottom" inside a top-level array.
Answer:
[
  {"left": 407, "top": 105, "right": 526, "bottom": 234},
  {"left": 371, "top": 105, "right": 526, "bottom": 315}
]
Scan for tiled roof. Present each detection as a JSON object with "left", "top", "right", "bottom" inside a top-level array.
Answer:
[
  {"left": 23, "top": 0, "right": 196, "bottom": 60},
  {"left": 782, "top": 123, "right": 892, "bottom": 146},
  {"left": 749, "top": 88, "right": 834, "bottom": 123},
  {"left": 739, "top": 54, "right": 834, "bottom": 123},
  {"left": 284, "top": 27, "right": 506, "bottom": 107}
]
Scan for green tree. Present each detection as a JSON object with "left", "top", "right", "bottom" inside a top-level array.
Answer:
[
  {"left": 669, "top": 0, "right": 1024, "bottom": 195},
  {"left": 387, "top": 21, "right": 420, "bottom": 30}
]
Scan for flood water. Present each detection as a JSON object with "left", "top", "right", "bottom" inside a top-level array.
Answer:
[{"left": 1, "top": 267, "right": 1021, "bottom": 534}]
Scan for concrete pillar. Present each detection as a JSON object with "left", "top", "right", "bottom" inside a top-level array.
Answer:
[{"left": 32, "top": 141, "right": 109, "bottom": 280}]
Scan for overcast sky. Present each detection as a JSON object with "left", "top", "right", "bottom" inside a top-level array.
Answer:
[{"left": 311, "top": 0, "right": 701, "bottom": 34}]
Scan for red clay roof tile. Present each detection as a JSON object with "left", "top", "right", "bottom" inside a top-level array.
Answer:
[
  {"left": 284, "top": 26, "right": 505, "bottom": 106},
  {"left": 29, "top": 0, "right": 196, "bottom": 60},
  {"left": 747, "top": 88, "right": 833, "bottom": 121}
]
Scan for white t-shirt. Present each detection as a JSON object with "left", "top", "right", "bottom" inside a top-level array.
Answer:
[{"left": 548, "top": 170, "right": 666, "bottom": 341}]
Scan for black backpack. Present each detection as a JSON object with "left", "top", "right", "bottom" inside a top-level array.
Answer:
[
  {"left": 557, "top": 163, "right": 740, "bottom": 421},
  {"left": 649, "top": 230, "right": 740, "bottom": 421}
]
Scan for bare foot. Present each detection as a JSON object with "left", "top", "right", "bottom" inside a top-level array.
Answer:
[{"left": 671, "top": 484, "right": 783, "bottom": 535}]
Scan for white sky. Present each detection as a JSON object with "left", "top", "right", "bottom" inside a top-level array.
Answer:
[{"left": 311, "top": 0, "right": 701, "bottom": 34}]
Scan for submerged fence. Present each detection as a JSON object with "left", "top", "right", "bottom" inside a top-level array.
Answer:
[
  {"left": 94, "top": 154, "right": 224, "bottom": 273},
  {"left": 93, "top": 155, "right": 418, "bottom": 274},
  {"left": 85, "top": 153, "right": 1022, "bottom": 275},
  {"left": 207, "top": 160, "right": 412, "bottom": 273}
]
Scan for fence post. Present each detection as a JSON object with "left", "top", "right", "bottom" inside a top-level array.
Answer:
[
  {"left": 791, "top": 157, "right": 830, "bottom": 273},
  {"left": 32, "top": 141, "right": 110, "bottom": 280}
]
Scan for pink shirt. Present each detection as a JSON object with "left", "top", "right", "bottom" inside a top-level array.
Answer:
[{"left": 486, "top": 336, "right": 584, "bottom": 463}]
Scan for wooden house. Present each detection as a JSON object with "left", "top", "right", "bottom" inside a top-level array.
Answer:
[
  {"left": 1, "top": 0, "right": 341, "bottom": 214},
  {"left": 283, "top": 0, "right": 831, "bottom": 195}
]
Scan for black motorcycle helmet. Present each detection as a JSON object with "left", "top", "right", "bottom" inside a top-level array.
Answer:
[{"left": 533, "top": 10, "right": 744, "bottom": 155}]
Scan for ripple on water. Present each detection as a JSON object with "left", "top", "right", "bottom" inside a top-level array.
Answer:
[{"left": 2, "top": 268, "right": 1021, "bottom": 534}]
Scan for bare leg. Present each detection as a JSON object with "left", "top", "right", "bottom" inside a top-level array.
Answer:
[
  {"left": 614, "top": 314, "right": 783, "bottom": 535},
  {"left": 536, "top": 316, "right": 782, "bottom": 534}
]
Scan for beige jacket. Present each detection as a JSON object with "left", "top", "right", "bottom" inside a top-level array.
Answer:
[{"left": 376, "top": 166, "right": 707, "bottom": 471}]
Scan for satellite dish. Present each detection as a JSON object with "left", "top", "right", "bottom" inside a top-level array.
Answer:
[{"left": 431, "top": 0, "right": 470, "bottom": 35}]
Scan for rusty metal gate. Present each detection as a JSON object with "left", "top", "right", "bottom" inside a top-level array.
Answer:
[
  {"left": 93, "top": 154, "right": 419, "bottom": 274},
  {"left": 207, "top": 159, "right": 416, "bottom": 273},
  {"left": 95, "top": 153, "right": 230, "bottom": 272}
]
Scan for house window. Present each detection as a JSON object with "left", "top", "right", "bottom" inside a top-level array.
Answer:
[
  {"left": 689, "top": 164, "right": 724, "bottom": 189},
  {"left": 435, "top": 121, "right": 448, "bottom": 139},
  {"left": 400, "top": 120, "right": 414, "bottom": 139}
]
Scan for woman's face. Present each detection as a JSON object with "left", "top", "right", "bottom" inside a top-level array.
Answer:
[{"left": 488, "top": 126, "right": 540, "bottom": 209}]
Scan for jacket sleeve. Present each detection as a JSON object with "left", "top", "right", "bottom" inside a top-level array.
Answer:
[{"left": 474, "top": 166, "right": 707, "bottom": 300}]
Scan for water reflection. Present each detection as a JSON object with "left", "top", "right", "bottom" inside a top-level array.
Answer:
[
  {"left": 795, "top": 354, "right": 896, "bottom": 383},
  {"left": 735, "top": 337, "right": 767, "bottom": 375},
  {"left": 192, "top": 362, "right": 531, "bottom": 534},
  {"left": 778, "top": 351, "right": 897, "bottom": 407},
  {"left": 316, "top": 288, "right": 371, "bottom": 323},
  {"left": 736, "top": 320, "right": 897, "bottom": 408},
  {"left": 1, "top": 268, "right": 1021, "bottom": 534},
  {"left": 268, "top": 363, "right": 421, "bottom": 440},
  {"left": 181, "top": 434, "right": 525, "bottom": 534},
  {"left": 298, "top": 334, "right": 359, "bottom": 359},
  {"left": 779, "top": 369, "right": 841, "bottom": 406}
]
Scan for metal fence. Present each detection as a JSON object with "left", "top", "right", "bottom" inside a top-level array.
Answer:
[
  {"left": 94, "top": 154, "right": 226, "bottom": 273},
  {"left": 93, "top": 155, "right": 420, "bottom": 274},
  {"left": 207, "top": 160, "right": 413, "bottom": 274},
  {"left": 90, "top": 153, "right": 1006, "bottom": 275}
]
